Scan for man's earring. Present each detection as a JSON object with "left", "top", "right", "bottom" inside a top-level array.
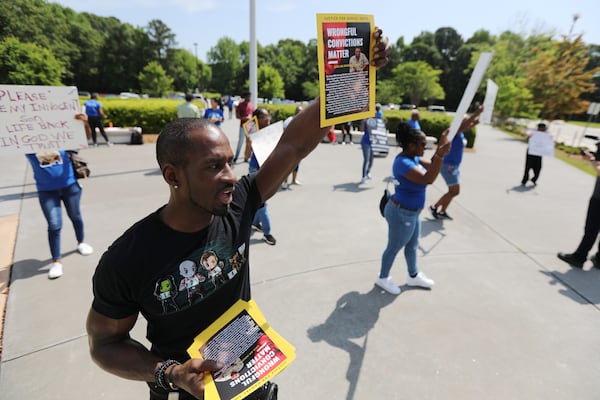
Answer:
[{"left": 173, "top": 184, "right": 179, "bottom": 189}]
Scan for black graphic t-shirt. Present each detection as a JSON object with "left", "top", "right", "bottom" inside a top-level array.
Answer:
[{"left": 91, "top": 174, "right": 262, "bottom": 361}]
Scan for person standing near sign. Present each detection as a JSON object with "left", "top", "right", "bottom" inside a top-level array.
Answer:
[
  {"left": 203, "top": 98, "right": 225, "bottom": 127},
  {"left": 359, "top": 116, "right": 376, "bottom": 185},
  {"left": 25, "top": 113, "right": 94, "bottom": 279},
  {"left": 248, "top": 108, "right": 277, "bottom": 245},
  {"left": 430, "top": 109, "right": 483, "bottom": 220},
  {"left": 521, "top": 122, "right": 550, "bottom": 186},
  {"left": 84, "top": 93, "right": 112, "bottom": 147},
  {"left": 557, "top": 149, "right": 600, "bottom": 268},
  {"left": 234, "top": 91, "right": 254, "bottom": 163},
  {"left": 377, "top": 113, "right": 481, "bottom": 295}
]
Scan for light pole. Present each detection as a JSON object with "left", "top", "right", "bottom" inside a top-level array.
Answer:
[
  {"left": 568, "top": 13, "right": 580, "bottom": 37},
  {"left": 193, "top": 42, "right": 198, "bottom": 92}
]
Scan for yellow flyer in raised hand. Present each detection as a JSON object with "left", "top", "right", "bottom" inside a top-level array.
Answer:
[
  {"left": 187, "top": 299, "right": 295, "bottom": 400},
  {"left": 316, "top": 13, "right": 376, "bottom": 127}
]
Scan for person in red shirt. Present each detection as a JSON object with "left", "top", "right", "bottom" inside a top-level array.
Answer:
[{"left": 234, "top": 92, "right": 254, "bottom": 163}]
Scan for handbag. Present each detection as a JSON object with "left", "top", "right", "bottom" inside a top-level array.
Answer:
[
  {"left": 67, "top": 150, "right": 90, "bottom": 179},
  {"left": 379, "top": 188, "right": 390, "bottom": 217}
]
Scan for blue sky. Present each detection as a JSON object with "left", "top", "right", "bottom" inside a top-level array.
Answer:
[{"left": 53, "top": 0, "right": 599, "bottom": 62}]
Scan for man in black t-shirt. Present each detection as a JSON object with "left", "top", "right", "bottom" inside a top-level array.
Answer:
[{"left": 86, "top": 29, "right": 390, "bottom": 400}]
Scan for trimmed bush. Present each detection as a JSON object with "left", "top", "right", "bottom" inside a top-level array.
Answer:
[
  {"left": 80, "top": 100, "right": 477, "bottom": 147},
  {"left": 81, "top": 98, "right": 205, "bottom": 134}
]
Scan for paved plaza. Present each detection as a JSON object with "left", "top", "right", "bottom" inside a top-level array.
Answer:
[{"left": 0, "top": 116, "right": 599, "bottom": 399}]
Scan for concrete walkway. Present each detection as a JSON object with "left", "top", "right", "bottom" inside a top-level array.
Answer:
[{"left": 1, "top": 116, "right": 599, "bottom": 399}]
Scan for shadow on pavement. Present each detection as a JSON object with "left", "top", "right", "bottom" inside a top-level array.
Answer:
[
  {"left": 540, "top": 269, "right": 600, "bottom": 305},
  {"left": 332, "top": 182, "right": 369, "bottom": 193},
  {"left": 307, "top": 287, "right": 396, "bottom": 400}
]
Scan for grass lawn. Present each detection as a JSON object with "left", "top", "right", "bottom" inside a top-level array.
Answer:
[{"left": 567, "top": 120, "right": 600, "bottom": 129}]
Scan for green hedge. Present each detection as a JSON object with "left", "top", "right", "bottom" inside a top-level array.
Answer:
[
  {"left": 81, "top": 98, "right": 205, "bottom": 134},
  {"left": 83, "top": 99, "right": 477, "bottom": 147},
  {"left": 377, "top": 110, "right": 478, "bottom": 148}
]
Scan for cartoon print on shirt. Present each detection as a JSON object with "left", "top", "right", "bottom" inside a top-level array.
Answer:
[
  {"left": 153, "top": 275, "right": 179, "bottom": 313},
  {"left": 178, "top": 259, "right": 206, "bottom": 306},
  {"left": 227, "top": 243, "right": 246, "bottom": 279},
  {"left": 201, "top": 250, "right": 226, "bottom": 286},
  {"left": 154, "top": 241, "right": 249, "bottom": 314}
]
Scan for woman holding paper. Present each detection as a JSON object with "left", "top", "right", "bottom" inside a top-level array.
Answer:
[
  {"left": 375, "top": 122, "right": 449, "bottom": 294},
  {"left": 521, "top": 122, "right": 550, "bottom": 186},
  {"left": 377, "top": 112, "right": 481, "bottom": 295},
  {"left": 25, "top": 113, "right": 94, "bottom": 279}
]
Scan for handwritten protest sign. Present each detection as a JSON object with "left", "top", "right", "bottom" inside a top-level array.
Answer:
[
  {"left": 317, "top": 14, "right": 375, "bottom": 127},
  {"left": 0, "top": 85, "right": 88, "bottom": 156}
]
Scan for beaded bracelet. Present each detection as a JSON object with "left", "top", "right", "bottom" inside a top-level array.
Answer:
[{"left": 155, "top": 359, "right": 181, "bottom": 391}]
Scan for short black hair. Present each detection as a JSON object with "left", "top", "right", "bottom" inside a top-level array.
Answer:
[
  {"left": 156, "top": 118, "right": 215, "bottom": 168},
  {"left": 185, "top": 93, "right": 194, "bottom": 102},
  {"left": 395, "top": 121, "right": 423, "bottom": 148}
]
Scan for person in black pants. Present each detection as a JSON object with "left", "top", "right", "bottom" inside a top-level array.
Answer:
[
  {"left": 83, "top": 93, "right": 112, "bottom": 147},
  {"left": 521, "top": 122, "right": 547, "bottom": 185},
  {"left": 557, "top": 150, "right": 600, "bottom": 268}
]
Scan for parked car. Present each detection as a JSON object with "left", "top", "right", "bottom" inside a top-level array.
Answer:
[
  {"left": 427, "top": 105, "right": 446, "bottom": 112},
  {"left": 78, "top": 91, "right": 91, "bottom": 98},
  {"left": 120, "top": 92, "right": 141, "bottom": 99},
  {"left": 400, "top": 104, "right": 417, "bottom": 110}
]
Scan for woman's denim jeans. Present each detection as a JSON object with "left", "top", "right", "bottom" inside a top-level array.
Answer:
[
  {"left": 253, "top": 204, "right": 271, "bottom": 235},
  {"left": 361, "top": 142, "right": 373, "bottom": 179},
  {"left": 234, "top": 126, "right": 246, "bottom": 162},
  {"left": 380, "top": 201, "right": 421, "bottom": 279},
  {"left": 37, "top": 182, "right": 84, "bottom": 260}
]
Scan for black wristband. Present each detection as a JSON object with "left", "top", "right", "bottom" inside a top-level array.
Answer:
[{"left": 155, "top": 359, "right": 181, "bottom": 391}]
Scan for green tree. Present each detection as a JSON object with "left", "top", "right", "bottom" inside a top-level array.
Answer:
[
  {"left": 376, "top": 79, "right": 404, "bottom": 105},
  {"left": 207, "top": 37, "right": 241, "bottom": 94},
  {"left": 526, "top": 35, "right": 600, "bottom": 119},
  {"left": 257, "top": 64, "right": 285, "bottom": 100},
  {"left": 139, "top": 61, "right": 173, "bottom": 97},
  {"left": 167, "top": 48, "right": 200, "bottom": 92},
  {"left": 301, "top": 81, "right": 319, "bottom": 99},
  {"left": 92, "top": 18, "right": 152, "bottom": 93},
  {"left": 494, "top": 75, "right": 540, "bottom": 119},
  {"left": 262, "top": 39, "right": 309, "bottom": 100},
  {"left": 0, "top": 37, "right": 63, "bottom": 85},
  {"left": 391, "top": 61, "right": 445, "bottom": 106},
  {"left": 145, "top": 19, "right": 176, "bottom": 62}
]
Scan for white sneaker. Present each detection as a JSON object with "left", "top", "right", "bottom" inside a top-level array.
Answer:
[
  {"left": 367, "top": 173, "right": 372, "bottom": 180},
  {"left": 77, "top": 242, "right": 94, "bottom": 256},
  {"left": 407, "top": 272, "right": 435, "bottom": 288},
  {"left": 107, "top": 142, "right": 114, "bottom": 147},
  {"left": 359, "top": 177, "right": 368, "bottom": 184},
  {"left": 375, "top": 276, "right": 401, "bottom": 295},
  {"left": 48, "top": 262, "right": 63, "bottom": 279}
]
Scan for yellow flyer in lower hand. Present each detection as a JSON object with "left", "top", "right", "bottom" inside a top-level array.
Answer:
[{"left": 187, "top": 299, "right": 295, "bottom": 400}]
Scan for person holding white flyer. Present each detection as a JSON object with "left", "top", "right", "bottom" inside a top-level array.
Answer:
[{"left": 521, "top": 122, "right": 553, "bottom": 186}]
